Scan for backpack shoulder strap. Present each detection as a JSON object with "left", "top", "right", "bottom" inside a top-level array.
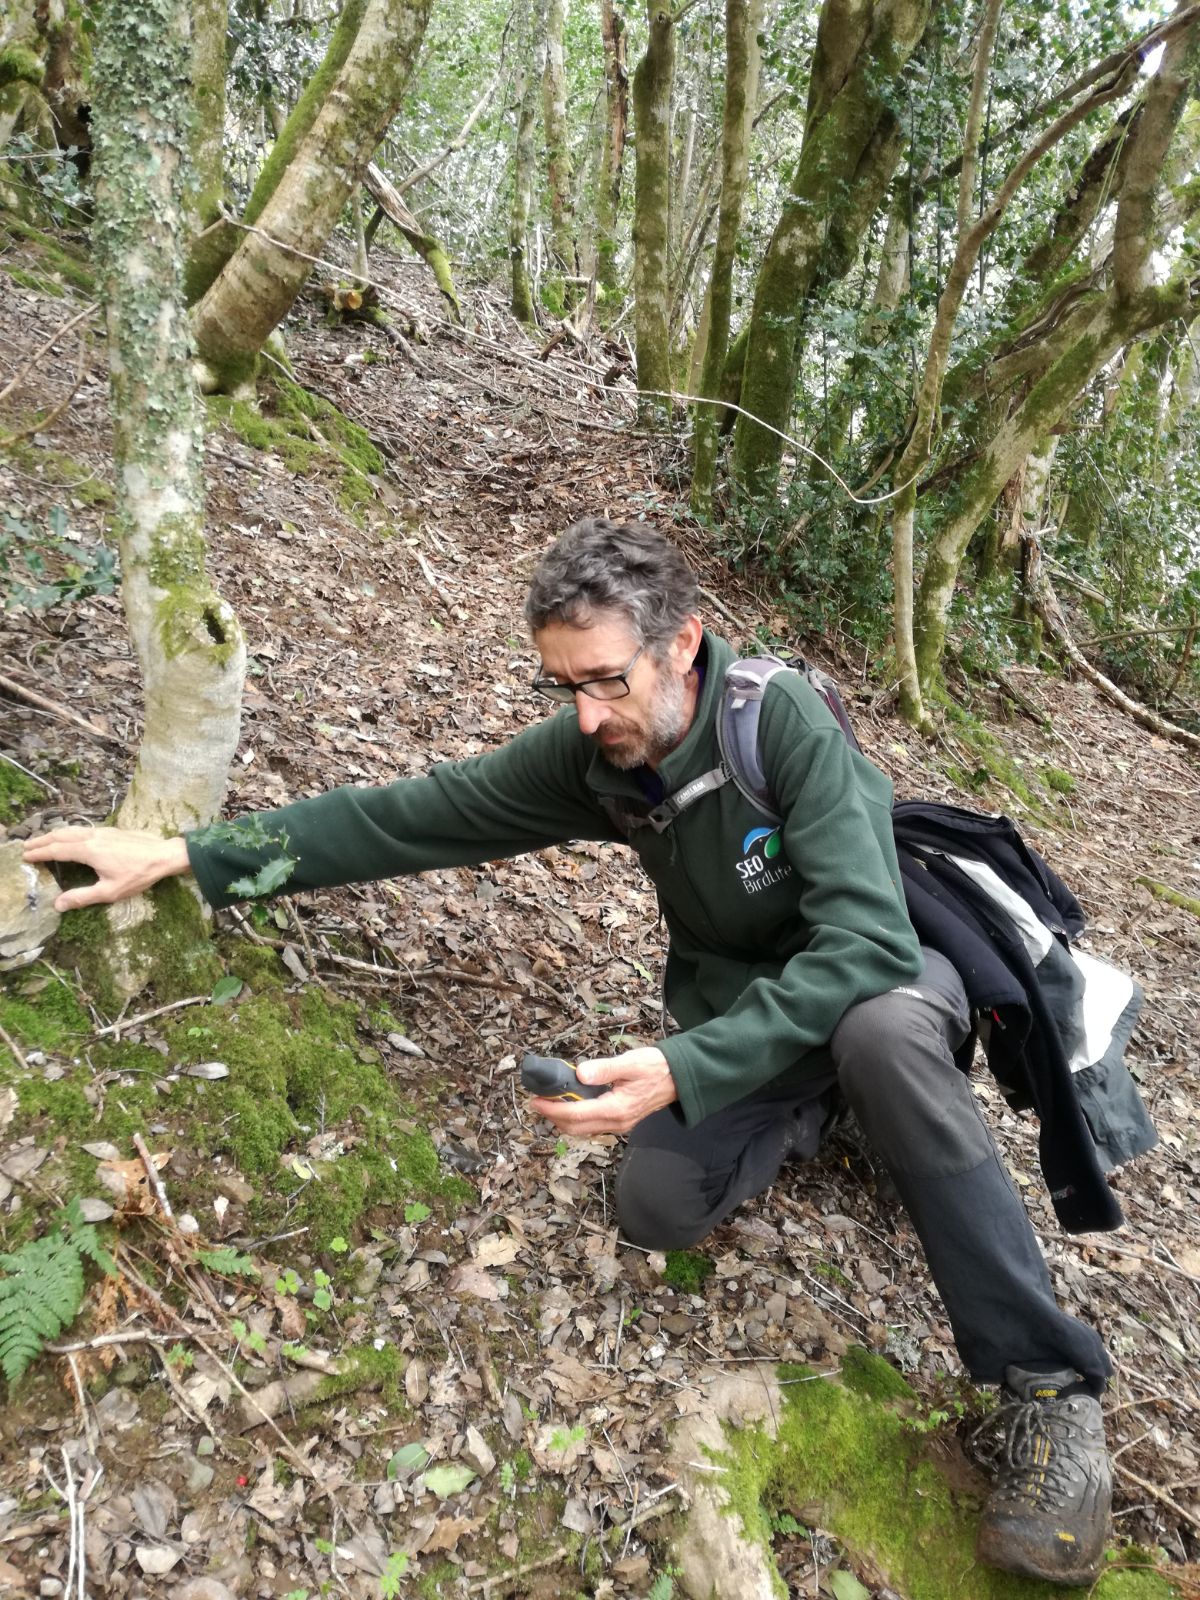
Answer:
[
  {"left": 717, "top": 655, "right": 864, "bottom": 822},
  {"left": 716, "top": 656, "right": 791, "bottom": 821}
]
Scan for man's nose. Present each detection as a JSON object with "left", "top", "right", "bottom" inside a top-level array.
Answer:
[{"left": 575, "top": 692, "right": 610, "bottom": 734}]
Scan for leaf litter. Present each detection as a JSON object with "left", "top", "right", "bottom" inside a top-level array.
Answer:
[{"left": 1, "top": 242, "right": 1199, "bottom": 1597}]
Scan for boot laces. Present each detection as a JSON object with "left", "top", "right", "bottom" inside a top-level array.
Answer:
[{"left": 981, "top": 1396, "right": 1079, "bottom": 1510}]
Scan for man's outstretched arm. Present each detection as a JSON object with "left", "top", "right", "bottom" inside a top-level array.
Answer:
[{"left": 22, "top": 827, "right": 191, "bottom": 912}]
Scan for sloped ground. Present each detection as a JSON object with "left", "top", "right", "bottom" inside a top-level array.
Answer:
[{"left": 1, "top": 241, "right": 1199, "bottom": 1599}]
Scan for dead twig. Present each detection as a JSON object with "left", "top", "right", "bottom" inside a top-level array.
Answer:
[
  {"left": 93, "top": 993, "right": 210, "bottom": 1040},
  {"left": 0, "top": 301, "right": 96, "bottom": 406},
  {"left": 0, "top": 1020, "right": 30, "bottom": 1072},
  {"left": 1114, "top": 1460, "right": 1200, "bottom": 1537},
  {"left": 0, "top": 671, "right": 128, "bottom": 747},
  {"left": 132, "top": 1131, "right": 176, "bottom": 1224}
]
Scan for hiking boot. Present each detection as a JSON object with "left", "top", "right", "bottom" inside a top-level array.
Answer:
[{"left": 976, "top": 1364, "right": 1112, "bottom": 1585}]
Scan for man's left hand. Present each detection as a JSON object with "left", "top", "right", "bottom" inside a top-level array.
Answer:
[{"left": 528, "top": 1046, "right": 676, "bottom": 1136}]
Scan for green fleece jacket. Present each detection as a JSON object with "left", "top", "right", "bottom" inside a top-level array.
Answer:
[{"left": 186, "top": 630, "right": 921, "bottom": 1125}]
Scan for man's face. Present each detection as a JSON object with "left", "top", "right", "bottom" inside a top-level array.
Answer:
[{"left": 533, "top": 613, "right": 697, "bottom": 770}]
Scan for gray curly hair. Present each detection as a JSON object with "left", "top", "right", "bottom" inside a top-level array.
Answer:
[{"left": 525, "top": 518, "right": 699, "bottom": 658}]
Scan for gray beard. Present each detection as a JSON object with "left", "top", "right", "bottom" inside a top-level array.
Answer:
[{"left": 600, "top": 670, "right": 689, "bottom": 769}]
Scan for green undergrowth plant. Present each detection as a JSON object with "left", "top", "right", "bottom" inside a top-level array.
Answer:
[
  {"left": 0, "top": 1199, "right": 117, "bottom": 1383},
  {"left": 712, "top": 1347, "right": 1173, "bottom": 1600}
]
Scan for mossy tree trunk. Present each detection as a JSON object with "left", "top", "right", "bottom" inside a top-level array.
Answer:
[
  {"left": 905, "top": 14, "right": 1200, "bottom": 719},
  {"left": 189, "top": 0, "right": 432, "bottom": 393},
  {"left": 632, "top": 0, "right": 676, "bottom": 422},
  {"left": 596, "top": 0, "right": 629, "bottom": 307},
  {"left": 541, "top": 0, "right": 577, "bottom": 308},
  {"left": 0, "top": 10, "right": 49, "bottom": 207},
  {"left": 730, "top": 0, "right": 931, "bottom": 497},
  {"left": 690, "top": 0, "right": 763, "bottom": 514},
  {"left": 92, "top": 0, "right": 245, "bottom": 847},
  {"left": 188, "top": 0, "right": 227, "bottom": 251},
  {"left": 363, "top": 161, "right": 461, "bottom": 321},
  {"left": 509, "top": 0, "right": 542, "bottom": 327},
  {"left": 185, "top": 0, "right": 367, "bottom": 306}
]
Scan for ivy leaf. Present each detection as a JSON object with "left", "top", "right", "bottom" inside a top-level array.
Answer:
[
  {"left": 424, "top": 1463, "right": 476, "bottom": 1497},
  {"left": 830, "top": 1572, "right": 871, "bottom": 1600},
  {"left": 387, "top": 1442, "right": 430, "bottom": 1479}
]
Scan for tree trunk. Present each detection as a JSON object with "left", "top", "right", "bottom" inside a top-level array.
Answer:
[
  {"left": 542, "top": 0, "right": 577, "bottom": 308},
  {"left": 596, "top": 0, "right": 629, "bottom": 306},
  {"left": 690, "top": 0, "right": 763, "bottom": 513},
  {"left": 363, "top": 161, "right": 461, "bottom": 321},
  {"left": 187, "top": 0, "right": 369, "bottom": 306},
  {"left": 189, "top": 0, "right": 433, "bottom": 394},
  {"left": 731, "top": 0, "right": 931, "bottom": 495},
  {"left": 509, "top": 21, "right": 540, "bottom": 327},
  {"left": 190, "top": 0, "right": 227, "bottom": 239},
  {"left": 907, "top": 12, "right": 1200, "bottom": 713},
  {"left": 0, "top": 9, "right": 47, "bottom": 200},
  {"left": 632, "top": 0, "right": 676, "bottom": 421},
  {"left": 92, "top": 0, "right": 245, "bottom": 843}
]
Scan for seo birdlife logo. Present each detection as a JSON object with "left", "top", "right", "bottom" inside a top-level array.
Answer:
[{"left": 735, "top": 825, "right": 793, "bottom": 894}]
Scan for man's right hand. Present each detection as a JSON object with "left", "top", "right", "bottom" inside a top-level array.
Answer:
[{"left": 22, "top": 826, "right": 191, "bottom": 912}]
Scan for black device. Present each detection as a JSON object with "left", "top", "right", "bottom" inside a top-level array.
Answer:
[{"left": 519, "top": 1052, "right": 611, "bottom": 1101}]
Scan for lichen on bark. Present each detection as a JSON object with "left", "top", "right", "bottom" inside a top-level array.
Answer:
[{"left": 91, "top": 0, "right": 246, "bottom": 856}]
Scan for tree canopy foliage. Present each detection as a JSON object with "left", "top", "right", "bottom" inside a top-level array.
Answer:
[{"left": 2, "top": 0, "right": 1198, "bottom": 744}]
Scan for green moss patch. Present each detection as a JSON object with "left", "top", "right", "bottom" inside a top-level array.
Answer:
[
  {"left": 0, "top": 760, "right": 42, "bottom": 824},
  {"left": 0, "top": 965, "right": 467, "bottom": 1250},
  {"left": 0, "top": 217, "right": 96, "bottom": 296},
  {"left": 206, "top": 375, "right": 383, "bottom": 523},
  {"left": 663, "top": 1249, "right": 715, "bottom": 1293},
  {"left": 714, "top": 1351, "right": 1173, "bottom": 1600}
]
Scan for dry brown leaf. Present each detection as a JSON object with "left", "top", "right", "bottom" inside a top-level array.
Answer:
[
  {"left": 419, "top": 1514, "right": 485, "bottom": 1554},
  {"left": 446, "top": 1263, "right": 504, "bottom": 1299}
]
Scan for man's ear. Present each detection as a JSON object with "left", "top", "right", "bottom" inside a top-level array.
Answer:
[{"left": 671, "top": 614, "right": 703, "bottom": 669}]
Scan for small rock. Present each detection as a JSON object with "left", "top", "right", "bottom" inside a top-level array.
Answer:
[
  {"left": 462, "top": 1425, "right": 495, "bottom": 1478},
  {"left": 214, "top": 1173, "right": 255, "bottom": 1204},
  {"left": 187, "top": 1459, "right": 215, "bottom": 1495},
  {"left": 40, "top": 1580, "right": 64, "bottom": 1597},
  {"left": 195, "top": 1436, "right": 215, "bottom": 1457},
  {"left": 172, "top": 1580, "right": 238, "bottom": 1600},
  {"left": 135, "top": 1545, "right": 181, "bottom": 1576},
  {"left": 94, "top": 1387, "right": 140, "bottom": 1429}
]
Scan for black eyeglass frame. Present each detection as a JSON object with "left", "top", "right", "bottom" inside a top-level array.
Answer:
[{"left": 531, "top": 644, "right": 645, "bottom": 704}]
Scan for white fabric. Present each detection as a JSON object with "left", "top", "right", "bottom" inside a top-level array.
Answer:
[
  {"left": 1067, "top": 947, "right": 1136, "bottom": 1075},
  {"left": 948, "top": 853, "right": 1054, "bottom": 962}
]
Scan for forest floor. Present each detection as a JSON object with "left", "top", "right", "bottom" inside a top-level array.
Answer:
[{"left": 1, "top": 236, "right": 1199, "bottom": 1600}]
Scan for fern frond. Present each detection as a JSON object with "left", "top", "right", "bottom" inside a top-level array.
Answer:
[
  {"left": 0, "top": 1231, "right": 86, "bottom": 1383},
  {"left": 195, "top": 1246, "right": 260, "bottom": 1278},
  {"left": 62, "top": 1201, "right": 117, "bottom": 1278}
]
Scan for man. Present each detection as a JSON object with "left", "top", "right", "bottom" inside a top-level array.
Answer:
[{"left": 25, "top": 518, "right": 1113, "bottom": 1583}]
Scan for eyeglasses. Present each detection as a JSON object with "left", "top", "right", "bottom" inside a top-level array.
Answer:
[{"left": 532, "top": 645, "right": 644, "bottom": 704}]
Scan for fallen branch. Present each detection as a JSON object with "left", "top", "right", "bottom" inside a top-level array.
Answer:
[
  {"left": 0, "top": 672, "right": 128, "bottom": 746},
  {"left": 0, "top": 302, "right": 96, "bottom": 406},
  {"left": 0, "top": 329, "right": 91, "bottom": 449},
  {"left": 93, "top": 993, "right": 209, "bottom": 1039},
  {"left": 1029, "top": 574, "right": 1200, "bottom": 752},
  {"left": 133, "top": 1131, "right": 175, "bottom": 1224},
  {"left": 1114, "top": 1460, "right": 1200, "bottom": 1537},
  {"left": 1134, "top": 877, "right": 1200, "bottom": 920}
]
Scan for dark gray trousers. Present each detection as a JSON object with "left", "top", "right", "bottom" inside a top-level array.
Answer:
[{"left": 616, "top": 950, "right": 1111, "bottom": 1389}]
